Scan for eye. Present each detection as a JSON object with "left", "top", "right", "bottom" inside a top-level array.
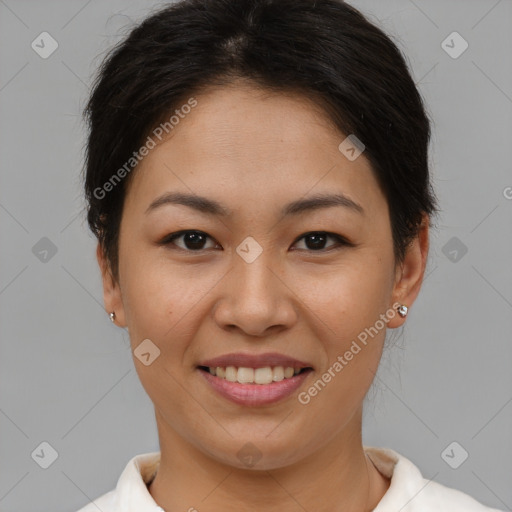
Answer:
[
  {"left": 159, "top": 230, "right": 352, "bottom": 253},
  {"left": 159, "top": 230, "right": 219, "bottom": 251},
  {"left": 291, "top": 231, "right": 351, "bottom": 251}
]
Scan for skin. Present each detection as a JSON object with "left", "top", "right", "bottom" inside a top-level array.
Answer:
[{"left": 97, "top": 81, "right": 429, "bottom": 512}]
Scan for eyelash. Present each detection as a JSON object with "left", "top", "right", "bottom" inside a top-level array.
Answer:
[{"left": 159, "top": 230, "right": 353, "bottom": 253}]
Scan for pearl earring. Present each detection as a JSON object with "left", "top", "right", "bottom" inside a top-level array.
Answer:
[
  {"left": 109, "top": 311, "right": 116, "bottom": 323},
  {"left": 397, "top": 304, "right": 408, "bottom": 318}
]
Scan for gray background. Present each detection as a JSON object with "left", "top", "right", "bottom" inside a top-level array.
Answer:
[{"left": 0, "top": 0, "right": 511, "bottom": 511}]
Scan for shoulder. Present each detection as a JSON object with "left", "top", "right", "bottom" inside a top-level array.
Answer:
[
  {"left": 415, "top": 479, "right": 504, "bottom": 511},
  {"left": 364, "top": 446, "right": 504, "bottom": 512},
  {"left": 73, "top": 451, "right": 162, "bottom": 512}
]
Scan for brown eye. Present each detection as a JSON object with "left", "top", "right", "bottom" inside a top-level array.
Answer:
[
  {"left": 161, "top": 230, "right": 218, "bottom": 251},
  {"left": 292, "top": 232, "right": 350, "bottom": 251}
]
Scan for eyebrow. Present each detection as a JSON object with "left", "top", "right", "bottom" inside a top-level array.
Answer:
[{"left": 145, "top": 191, "right": 364, "bottom": 217}]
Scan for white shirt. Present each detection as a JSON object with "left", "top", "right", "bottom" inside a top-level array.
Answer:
[{"left": 75, "top": 446, "right": 504, "bottom": 511}]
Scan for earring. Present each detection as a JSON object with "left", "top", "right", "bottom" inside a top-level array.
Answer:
[
  {"left": 397, "top": 304, "right": 408, "bottom": 318},
  {"left": 109, "top": 311, "right": 116, "bottom": 323}
]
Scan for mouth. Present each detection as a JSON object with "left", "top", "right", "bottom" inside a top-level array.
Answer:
[
  {"left": 196, "top": 352, "right": 314, "bottom": 406},
  {"left": 197, "top": 365, "right": 312, "bottom": 385}
]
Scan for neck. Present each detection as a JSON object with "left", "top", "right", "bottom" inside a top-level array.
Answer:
[{"left": 148, "top": 406, "right": 390, "bottom": 512}]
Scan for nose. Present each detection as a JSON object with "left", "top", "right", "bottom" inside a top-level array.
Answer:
[{"left": 212, "top": 251, "right": 298, "bottom": 337}]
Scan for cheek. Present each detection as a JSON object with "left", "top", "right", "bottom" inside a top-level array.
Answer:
[
  {"left": 119, "top": 250, "right": 197, "bottom": 366},
  {"left": 120, "top": 260, "right": 202, "bottom": 420},
  {"left": 293, "top": 257, "right": 392, "bottom": 428},
  {"left": 122, "top": 247, "right": 197, "bottom": 324},
  {"left": 294, "top": 251, "right": 395, "bottom": 346}
]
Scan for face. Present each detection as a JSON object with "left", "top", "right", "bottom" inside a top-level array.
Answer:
[{"left": 98, "top": 82, "right": 428, "bottom": 470}]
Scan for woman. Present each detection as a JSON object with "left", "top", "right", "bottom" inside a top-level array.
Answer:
[{"left": 77, "top": 0, "right": 503, "bottom": 510}]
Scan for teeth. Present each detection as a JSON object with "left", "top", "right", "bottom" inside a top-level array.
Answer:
[
  {"left": 254, "top": 367, "right": 273, "bottom": 384},
  {"left": 273, "top": 366, "right": 284, "bottom": 381},
  {"left": 206, "top": 365, "right": 303, "bottom": 384},
  {"left": 285, "top": 367, "right": 294, "bottom": 378},
  {"left": 225, "top": 366, "right": 237, "bottom": 382},
  {"left": 237, "top": 367, "right": 254, "bottom": 383}
]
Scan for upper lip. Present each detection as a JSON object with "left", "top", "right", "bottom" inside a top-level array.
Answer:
[{"left": 198, "top": 352, "right": 313, "bottom": 370}]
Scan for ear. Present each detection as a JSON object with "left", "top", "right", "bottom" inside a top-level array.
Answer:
[
  {"left": 96, "top": 243, "right": 126, "bottom": 328},
  {"left": 387, "top": 214, "right": 430, "bottom": 328}
]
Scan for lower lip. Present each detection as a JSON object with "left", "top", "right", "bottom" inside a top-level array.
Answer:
[{"left": 198, "top": 368, "right": 312, "bottom": 406}]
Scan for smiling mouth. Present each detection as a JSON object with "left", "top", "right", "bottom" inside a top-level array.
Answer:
[{"left": 197, "top": 365, "right": 313, "bottom": 385}]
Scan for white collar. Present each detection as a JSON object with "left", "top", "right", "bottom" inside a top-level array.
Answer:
[{"left": 103, "top": 446, "right": 498, "bottom": 512}]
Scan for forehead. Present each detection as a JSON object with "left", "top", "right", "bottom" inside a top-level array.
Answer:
[{"left": 124, "top": 83, "right": 386, "bottom": 220}]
